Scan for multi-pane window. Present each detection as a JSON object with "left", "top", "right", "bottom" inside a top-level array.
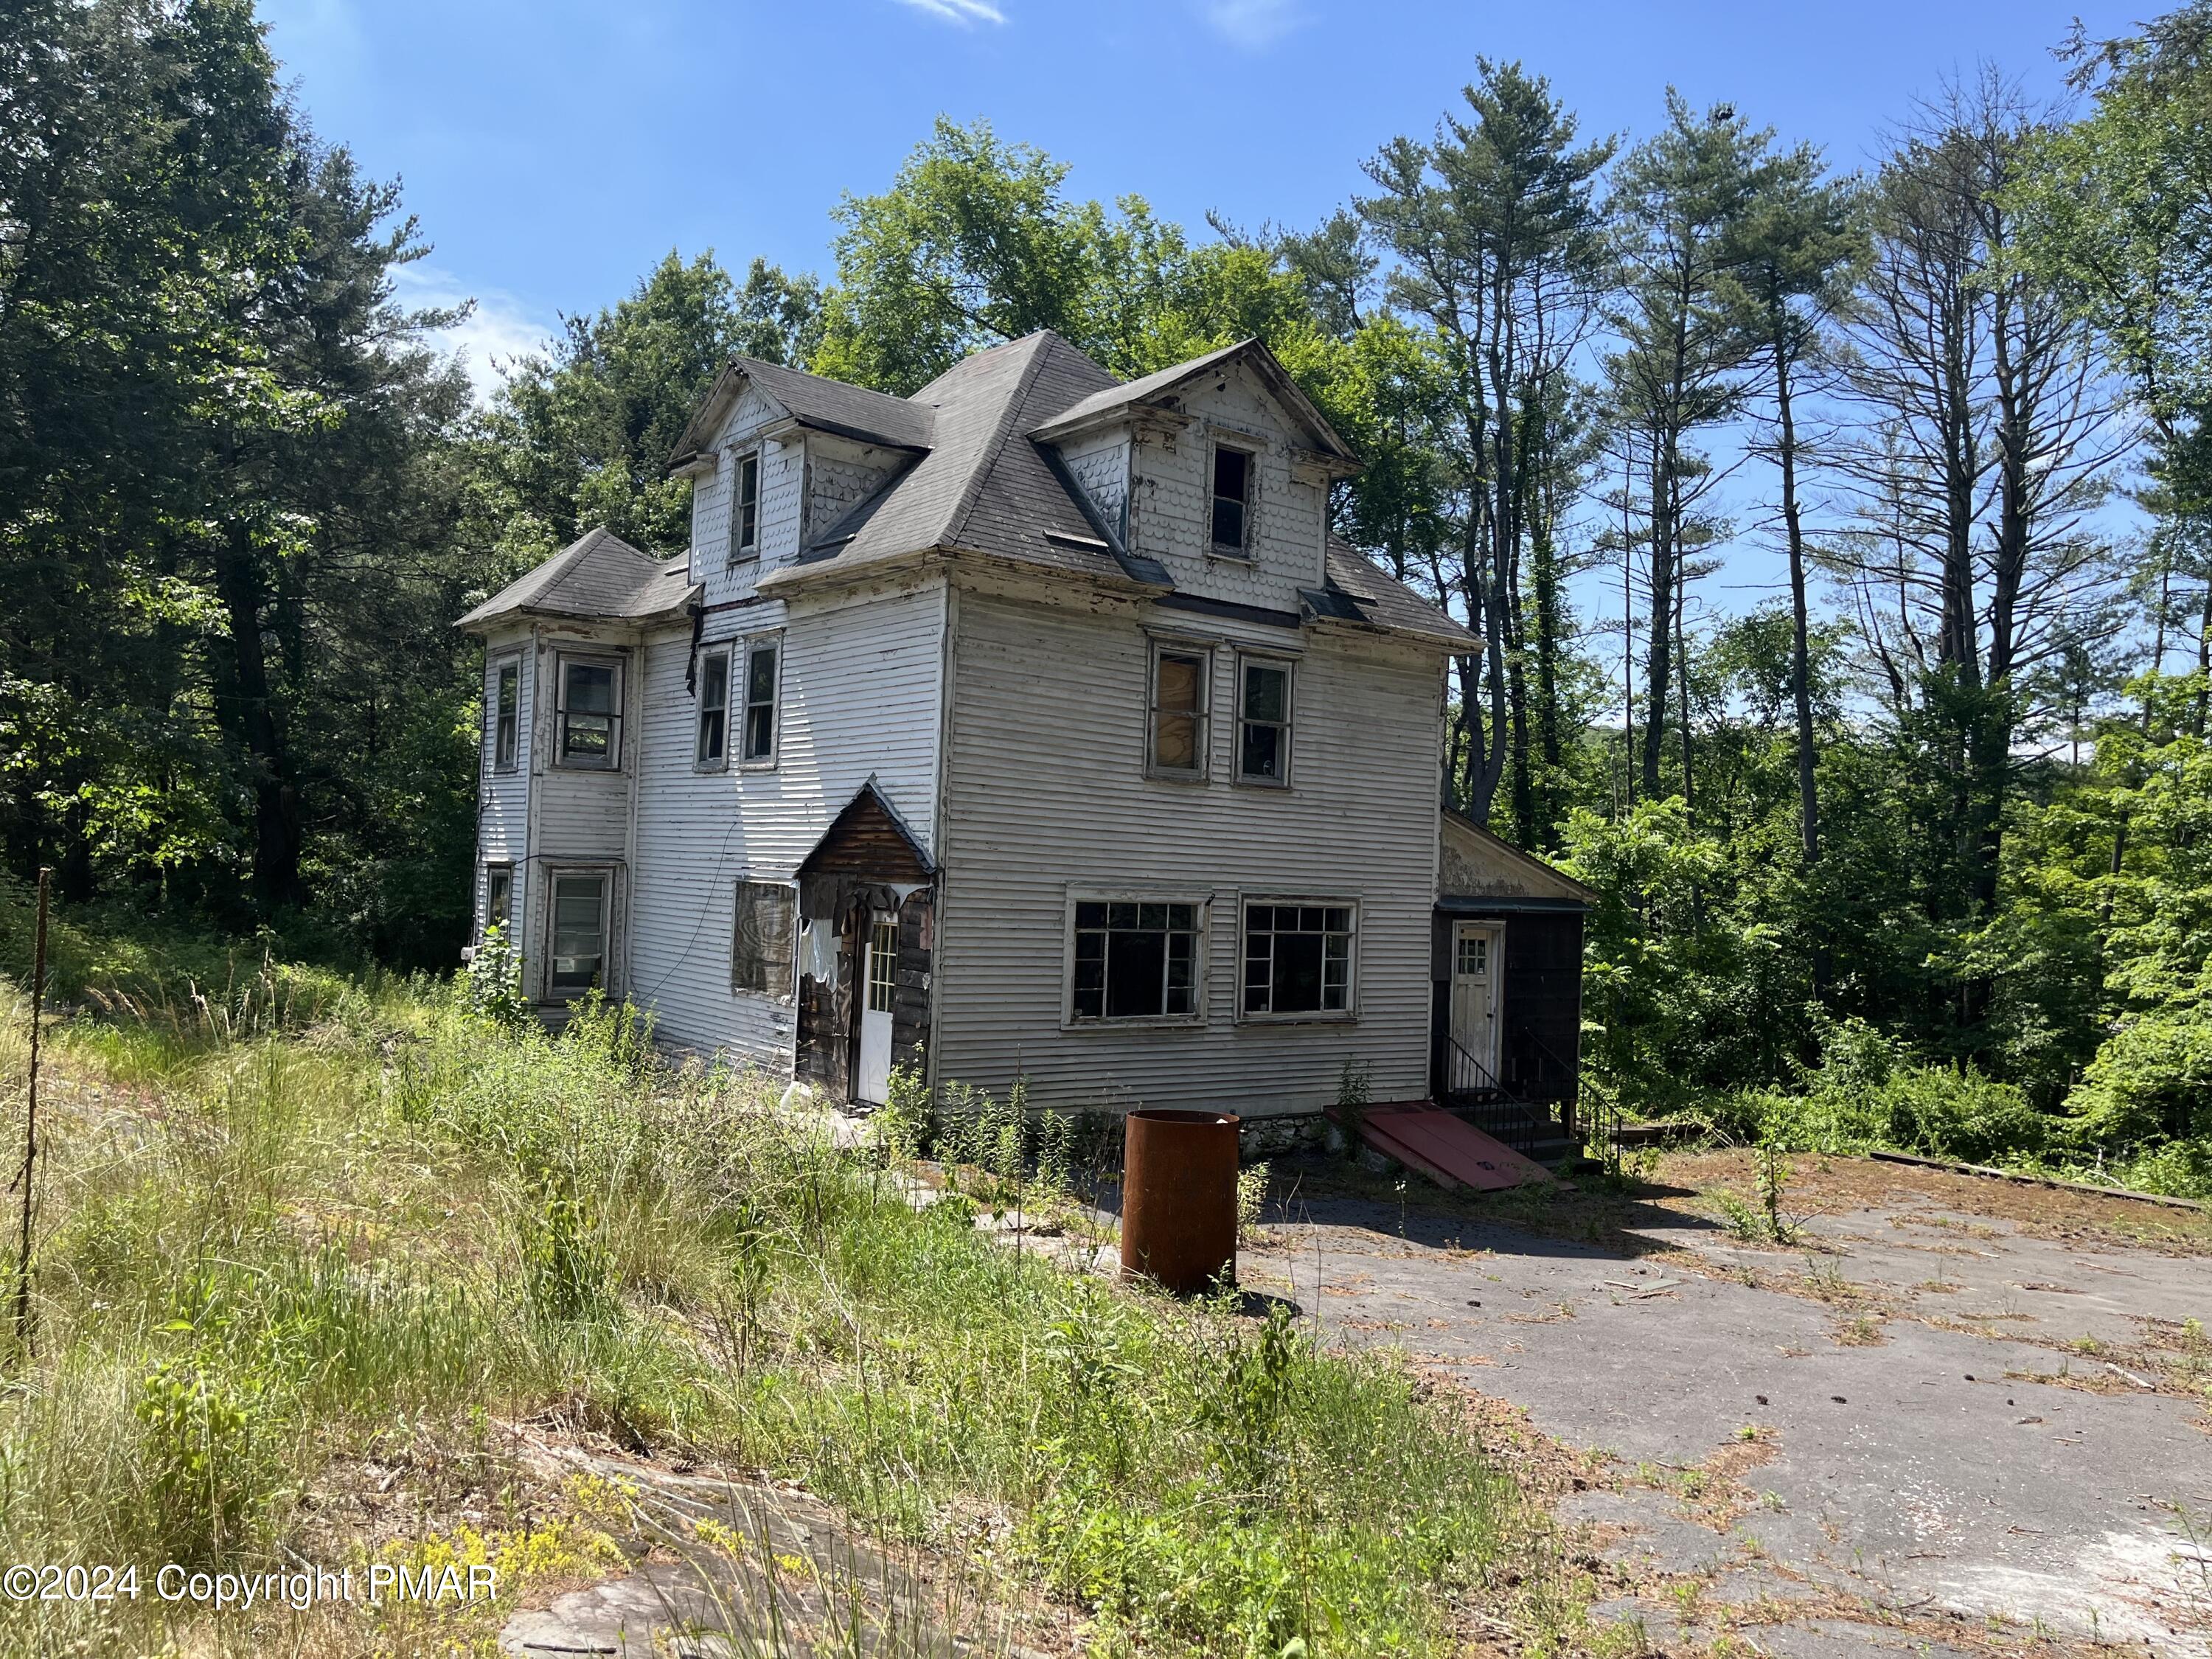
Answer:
[
  {"left": 731, "top": 880, "right": 796, "bottom": 998},
  {"left": 1071, "top": 900, "right": 1203, "bottom": 1022},
  {"left": 1148, "top": 644, "right": 1209, "bottom": 777},
  {"left": 1242, "top": 902, "right": 1354, "bottom": 1018},
  {"left": 740, "top": 639, "right": 780, "bottom": 764},
  {"left": 493, "top": 658, "right": 520, "bottom": 771},
  {"left": 868, "top": 917, "right": 897, "bottom": 1014},
  {"left": 1456, "top": 933, "right": 1489, "bottom": 977},
  {"left": 695, "top": 649, "right": 730, "bottom": 768},
  {"left": 483, "top": 864, "right": 513, "bottom": 939},
  {"left": 1237, "top": 658, "right": 1293, "bottom": 785},
  {"left": 549, "top": 874, "right": 607, "bottom": 998},
  {"left": 558, "top": 658, "right": 620, "bottom": 768},
  {"left": 730, "top": 451, "right": 761, "bottom": 561},
  {"left": 1211, "top": 444, "right": 1251, "bottom": 552}
]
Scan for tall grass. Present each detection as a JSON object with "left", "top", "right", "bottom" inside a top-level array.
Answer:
[{"left": 0, "top": 968, "right": 1574, "bottom": 1656}]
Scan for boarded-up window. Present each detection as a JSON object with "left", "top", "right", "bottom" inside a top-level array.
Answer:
[
  {"left": 1148, "top": 645, "right": 1208, "bottom": 777},
  {"left": 731, "top": 880, "right": 796, "bottom": 998}
]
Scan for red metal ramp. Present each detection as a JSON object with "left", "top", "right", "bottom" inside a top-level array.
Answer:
[{"left": 1357, "top": 1102, "right": 1553, "bottom": 1192}]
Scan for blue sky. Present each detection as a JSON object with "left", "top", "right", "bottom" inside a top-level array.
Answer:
[{"left": 261, "top": 0, "right": 2133, "bottom": 392}]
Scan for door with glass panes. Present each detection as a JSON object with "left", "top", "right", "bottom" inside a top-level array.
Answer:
[{"left": 857, "top": 914, "right": 897, "bottom": 1105}]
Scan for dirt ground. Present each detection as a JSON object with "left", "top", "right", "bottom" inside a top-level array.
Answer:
[{"left": 1243, "top": 1150, "right": 2212, "bottom": 1658}]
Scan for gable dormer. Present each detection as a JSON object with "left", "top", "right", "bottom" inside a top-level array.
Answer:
[
  {"left": 1029, "top": 339, "right": 1359, "bottom": 612},
  {"left": 668, "top": 358, "right": 931, "bottom": 607}
]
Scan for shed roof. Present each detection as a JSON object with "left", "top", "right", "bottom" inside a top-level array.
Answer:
[{"left": 455, "top": 528, "right": 696, "bottom": 632}]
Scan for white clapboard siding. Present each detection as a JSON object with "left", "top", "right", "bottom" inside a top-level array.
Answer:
[
  {"left": 623, "top": 581, "right": 950, "bottom": 1062},
  {"left": 933, "top": 588, "right": 1444, "bottom": 1117},
  {"left": 475, "top": 631, "right": 534, "bottom": 937},
  {"left": 1128, "top": 361, "right": 1329, "bottom": 613}
]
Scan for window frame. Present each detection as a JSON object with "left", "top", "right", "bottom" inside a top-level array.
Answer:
[
  {"left": 1234, "top": 653, "right": 1295, "bottom": 788},
  {"left": 695, "top": 646, "right": 731, "bottom": 771},
  {"left": 1144, "top": 639, "right": 1213, "bottom": 782},
  {"left": 553, "top": 651, "right": 625, "bottom": 772},
  {"left": 731, "top": 877, "right": 798, "bottom": 1001},
  {"left": 728, "top": 448, "right": 762, "bottom": 564},
  {"left": 1060, "top": 889, "right": 1212, "bottom": 1030},
  {"left": 481, "top": 862, "right": 514, "bottom": 942},
  {"left": 543, "top": 867, "right": 613, "bottom": 1002},
  {"left": 1208, "top": 439, "right": 1256, "bottom": 557},
  {"left": 738, "top": 633, "right": 783, "bottom": 769},
  {"left": 1237, "top": 896, "right": 1358, "bottom": 1023},
  {"left": 491, "top": 655, "right": 521, "bottom": 773}
]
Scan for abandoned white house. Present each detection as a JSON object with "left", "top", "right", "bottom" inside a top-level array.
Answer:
[{"left": 457, "top": 332, "right": 1589, "bottom": 1133}]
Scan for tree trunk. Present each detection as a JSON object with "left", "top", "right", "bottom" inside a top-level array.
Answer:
[
  {"left": 215, "top": 528, "right": 304, "bottom": 911},
  {"left": 1773, "top": 338, "right": 1820, "bottom": 863}
]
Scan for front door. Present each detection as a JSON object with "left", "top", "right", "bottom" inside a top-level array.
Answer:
[
  {"left": 1449, "top": 922, "right": 1502, "bottom": 1084},
  {"left": 857, "top": 913, "right": 897, "bottom": 1105}
]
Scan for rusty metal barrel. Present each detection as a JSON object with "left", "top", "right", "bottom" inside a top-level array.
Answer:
[{"left": 1119, "top": 1108, "right": 1241, "bottom": 1295}]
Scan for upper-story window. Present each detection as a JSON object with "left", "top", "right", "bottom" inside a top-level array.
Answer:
[
  {"left": 491, "top": 657, "right": 520, "bottom": 772},
  {"left": 556, "top": 655, "right": 622, "bottom": 770},
  {"left": 1211, "top": 442, "right": 1253, "bottom": 555},
  {"left": 695, "top": 648, "right": 730, "bottom": 769},
  {"left": 740, "top": 636, "right": 781, "bottom": 766},
  {"left": 1147, "top": 641, "right": 1210, "bottom": 779},
  {"left": 729, "top": 451, "right": 761, "bottom": 563},
  {"left": 1236, "top": 656, "right": 1293, "bottom": 786}
]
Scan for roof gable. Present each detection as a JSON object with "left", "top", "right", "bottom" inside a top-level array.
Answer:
[
  {"left": 796, "top": 778, "right": 933, "bottom": 880},
  {"left": 1026, "top": 338, "right": 1358, "bottom": 467},
  {"left": 669, "top": 357, "right": 933, "bottom": 470},
  {"left": 1439, "top": 811, "right": 1595, "bottom": 905}
]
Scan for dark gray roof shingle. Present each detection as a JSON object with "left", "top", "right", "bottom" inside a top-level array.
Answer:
[{"left": 456, "top": 528, "right": 695, "bottom": 630}]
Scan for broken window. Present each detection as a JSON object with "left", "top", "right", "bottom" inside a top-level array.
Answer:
[
  {"left": 1148, "top": 644, "right": 1209, "bottom": 777},
  {"left": 549, "top": 873, "right": 608, "bottom": 998},
  {"left": 740, "top": 638, "right": 780, "bottom": 764},
  {"left": 731, "top": 880, "right": 796, "bottom": 998},
  {"left": 557, "top": 658, "right": 620, "bottom": 768},
  {"left": 1242, "top": 901, "right": 1354, "bottom": 1018},
  {"left": 483, "top": 864, "right": 513, "bottom": 939},
  {"left": 731, "top": 451, "right": 760, "bottom": 561},
  {"left": 1237, "top": 658, "right": 1293, "bottom": 785},
  {"left": 696, "top": 648, "right": 730, "bottom": 768},
  {"left": 1071, "top": 899, "right": 1203, "bottom": 1022},
  {"left": 493, "top": 658, "right": 520, "bottom": 771},
  {"left": 1211, "top": 444, "right": 1251, "bottom": 552}
]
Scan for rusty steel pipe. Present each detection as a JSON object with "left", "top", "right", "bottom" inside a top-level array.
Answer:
[{"left": 1119, "top": 1108, "right": 1241, "bottom": 1295}]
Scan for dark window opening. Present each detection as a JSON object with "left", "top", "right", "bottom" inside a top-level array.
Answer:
[
  {"left": 732, "top": 451, "right": 761, "bottom": 560},
  {"left": 559, "top": 661, "right": 619, "bottom": 768},
  {"left": 1071, "top": 900, "right": 1200, "bottom": 1021},
  {"left": 549, "top": 874, "right": 607, "bottom": 998},
  {"left": 741, "top": 640, "right": 779, "bottom": 762},
  {"left": 1242, "top": 902, "right": 1352, "bottom": 1016},
  {"left": 1237, "top": 659, "right": 1291, "bottom": 784},
  {"left": 484, "top": 865, "right": 512, "bottom": 939},
  {"left": 1211, "top": 445, "right": 1251, "bottom": 552},
  {"left": 493, "top": 660, "right": 520, "bottom": 771},
  {"left": 696, "top": 649, "right": 729, "bottom": 766}
]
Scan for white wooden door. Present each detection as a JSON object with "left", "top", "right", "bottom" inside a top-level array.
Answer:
[
  {"left": 1449, "top": 922, "right": 1502, "bottom": 1082},
  {"left": 858, "top": 914, "right": 897, "bottom": 1105}
]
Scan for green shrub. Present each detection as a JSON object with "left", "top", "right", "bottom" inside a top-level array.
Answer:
[{"left": 132, "top": 1354, "right": 286, "bottom": 1565}]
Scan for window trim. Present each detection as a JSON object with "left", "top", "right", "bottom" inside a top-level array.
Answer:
[
  {"left": 481, "top": 862, "right": 514, "bottom": 942},
  {"left": 1144, "top": 639, "right": 1213, "bottom": 782},
  {"left": 1208, "top": 438, "right": 1256, "bottom": 557},
  {"left": 1237, "top": 895, "right": 1359, "bottom": 1024},
  {"left": 491, "top": 655, "right": 521, "bottom": 773},
  {"left": 543, "top": 866, "right": 613, "bottom": 1003},
  {"left": 553, "top": 651, "right": 625, "bottom": 772},
  {"left": 731, "top": 877, "right": 798, "bottom": 1002},
  {"left": 695, "top": 646, "right": 732, "bottom": 772},
  {"left": 1060, "top": 888, "right": 1212, "bottom": 1031},
  {"left": 728, "top": 448, "right": 762, "bottom": 564},
  {"left": 738, "top": 633, "right": 783, "bottom": 769},
  {"left": 1233, "top": 653, "right": 1295, "bottom": 789}
]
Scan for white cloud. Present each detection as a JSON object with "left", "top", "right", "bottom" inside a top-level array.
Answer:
[
  {"left": 1200, "top": 0, "right": 1303, "bottom": 49},
  {"left": 891, "top": 0, "right": 1006, "bottom": 24},
  {"left": 391, "top": 264, "right": 556, "bottom": 404}
]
